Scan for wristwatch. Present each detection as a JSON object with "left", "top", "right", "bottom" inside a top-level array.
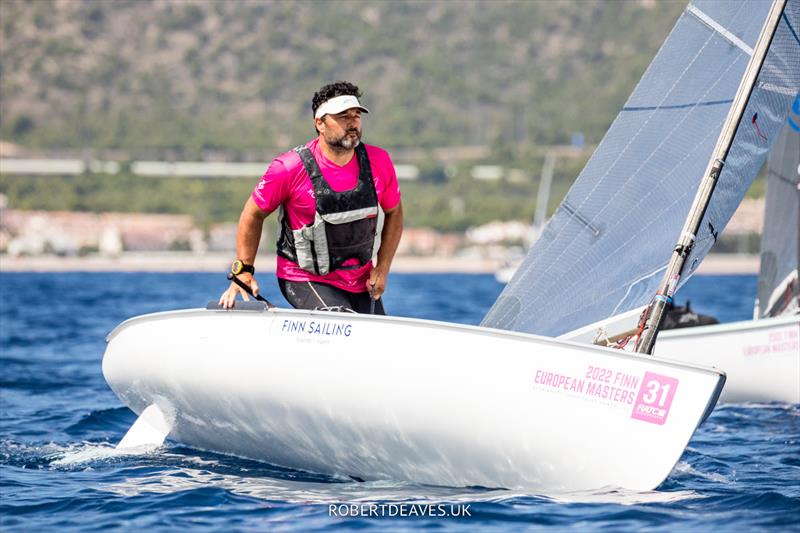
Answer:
[{"left": 231, "top": 259, "right": 255, "bottom": 276}]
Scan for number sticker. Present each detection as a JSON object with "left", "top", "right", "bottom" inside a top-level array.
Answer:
[{"left": 631, "top": 372, "right": 679, "bottom": 425}]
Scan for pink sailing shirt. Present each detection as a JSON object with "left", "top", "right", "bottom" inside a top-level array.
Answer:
[{"left": 252, "top": 138, "right": 401, "bottom": 293}]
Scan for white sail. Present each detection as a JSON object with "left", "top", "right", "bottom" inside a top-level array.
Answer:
[
  {"left": 756, "top": 117, "right": 800, "bottom": 317},
  {"left": 483, "top": 0, "right": 800, "bottom": 337}
]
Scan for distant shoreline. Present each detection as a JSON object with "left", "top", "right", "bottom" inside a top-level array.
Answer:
[{"left": 0, "top": 252, "right": 760, "bottom": 275}]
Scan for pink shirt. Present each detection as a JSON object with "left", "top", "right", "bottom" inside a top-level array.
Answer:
[{"left": 252, "top": 138, "right": 401, "bottom": 293}]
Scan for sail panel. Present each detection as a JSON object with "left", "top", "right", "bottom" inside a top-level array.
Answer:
[
  {"left": 482, "top": 0, "right": 782, "bottom": 336},
  {"left": 757, "top": 118, "right": 800, "bottom": 317},
  {"left": 681, "top": 1, "right": 800, "bottom": 294}
]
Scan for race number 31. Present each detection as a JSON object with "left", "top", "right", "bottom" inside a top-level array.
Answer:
[{"left": 631, "top": 372, "right": 679, "bottom": 425}]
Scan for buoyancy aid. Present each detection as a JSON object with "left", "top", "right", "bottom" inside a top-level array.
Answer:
[{"left": 276, "top": 143, "right": 379, "bottom": 275}]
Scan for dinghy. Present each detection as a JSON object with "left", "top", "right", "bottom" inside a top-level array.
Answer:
[
  {"left": 104, "top": 306, "right": 723, "bottom": 491},
  {"left": 104, "top": 0, "right": 798, "bottom": 491}
]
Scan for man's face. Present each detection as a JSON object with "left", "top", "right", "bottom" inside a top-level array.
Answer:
[{"left": 317, "top": 108, "right": 362, "bottom": 150}]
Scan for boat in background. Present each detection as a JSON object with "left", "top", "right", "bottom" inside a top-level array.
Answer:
[
  {"left": 656, "top": 120, "right": 800, "bottom": 403},
  {"left": 103, "top": 0, "right": 798, "bottom": 492},
  {"left": 658, "top": 315, "right": 798, "bottom": 403}
]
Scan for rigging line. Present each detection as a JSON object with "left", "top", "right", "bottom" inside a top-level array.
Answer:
[
  {"left": 687, "top": 4, "right": 755, "bottom": 55},
  {"left": 622, "top": 99, "right": 732, "bottom": 112},
  {"left": 783, "top": 12, "right": 800, "bottom": 46}
]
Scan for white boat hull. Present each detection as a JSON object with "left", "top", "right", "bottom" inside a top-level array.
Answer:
[
  {"left": 561, "top": 311, "right": 799, "bottom": 404},
  {"left": 657, "top": 315, "right": 799, "bottom": 404},
  {"left": 103, "top": 307, "right": 724, "bottom": 492}
]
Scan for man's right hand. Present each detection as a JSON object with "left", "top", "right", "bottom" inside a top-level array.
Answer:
[{"left": 218, "top": 274, "right": 260, "bottom": 309}]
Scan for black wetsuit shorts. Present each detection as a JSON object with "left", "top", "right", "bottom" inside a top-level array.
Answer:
[{"left": 278, "top": 279, "right": 386, "bottom": 315}]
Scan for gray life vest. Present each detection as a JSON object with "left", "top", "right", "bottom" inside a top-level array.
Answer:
[{"left": 276, "top": 143, "right": 379, "bottom": 275}]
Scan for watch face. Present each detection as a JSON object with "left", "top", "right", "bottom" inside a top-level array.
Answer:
[{"left": 231, "top": 260, "right": 243, "bottom": 275}]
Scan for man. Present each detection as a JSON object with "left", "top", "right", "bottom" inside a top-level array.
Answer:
[{"left": 219, "top": 81, "right": 403, "bottom": 313}]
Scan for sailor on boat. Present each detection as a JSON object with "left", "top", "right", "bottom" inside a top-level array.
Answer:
[{"left": 219, "top": 81, "right": 404, "bottom": 313}]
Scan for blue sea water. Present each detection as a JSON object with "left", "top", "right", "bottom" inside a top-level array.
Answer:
[{"left": 0, "top": 272, "right": 798, "bottom": 531}]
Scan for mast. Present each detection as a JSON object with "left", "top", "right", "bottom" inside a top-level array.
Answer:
[{"left": 634, "top": 0, "right": 788, "bottom": 354}]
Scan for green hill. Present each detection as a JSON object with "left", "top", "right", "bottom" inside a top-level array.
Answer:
[
  {"left": 0, "top": 0, "right": 688, "bottom": 229},
  {"left": 1, "top": 0, "right": 684, "bottom": 156}
]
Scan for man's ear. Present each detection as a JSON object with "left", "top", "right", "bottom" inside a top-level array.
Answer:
[{"left": 314, "top": 116, "right": 325, "bottom": 134}]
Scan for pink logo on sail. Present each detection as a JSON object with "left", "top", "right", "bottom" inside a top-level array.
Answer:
[{"left": 631, "top": 372, "right": 678, "bottom": 425}]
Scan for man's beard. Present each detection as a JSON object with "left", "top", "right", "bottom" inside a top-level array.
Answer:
[{"left": 326, "top": 128, "right": 362, "bottom": 151}]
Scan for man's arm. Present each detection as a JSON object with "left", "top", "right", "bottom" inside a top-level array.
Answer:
[
  {"left": 367, "top": 200, "right": 404, "bottom": 299},
  {"left": 219, "top": 197, "right": 269, "bottom": 308}
]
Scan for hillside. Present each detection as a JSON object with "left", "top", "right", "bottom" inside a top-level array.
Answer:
[
  {"left": 0, "top": 0, "right": 695, "bottom": 230},
  {"left": 1, "top": 0, "right": 684, "bottom": 158}
]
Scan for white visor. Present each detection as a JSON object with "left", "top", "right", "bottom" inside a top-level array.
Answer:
[{"left": 314, "top": 95, "right": 370, "bottom": 119}]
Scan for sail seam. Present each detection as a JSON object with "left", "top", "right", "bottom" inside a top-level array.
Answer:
[
  {"left": 687, "top": 4, "right": 754, "bottom": 55},
  {"left": 623, "top": 99, "right": 733, "bottom": 111}
]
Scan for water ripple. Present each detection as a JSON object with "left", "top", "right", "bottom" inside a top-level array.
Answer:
[{"left": 1, "top": 273, "right": 798, "bottom": 531}]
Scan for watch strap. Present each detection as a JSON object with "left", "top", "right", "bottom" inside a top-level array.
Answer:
[{"left": 231, "top": 260, "right": 255, "bottom": 276}]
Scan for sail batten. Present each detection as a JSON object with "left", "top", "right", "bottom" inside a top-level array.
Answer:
[
  {"left": 622, "top": 99, "right": 733, "bottom": 111},
  {"left": 687, "top": 4, "right": 754, "bottom": 55},
  {"left": 483, "top": 0, "right": 800, "bottom": 337}
]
